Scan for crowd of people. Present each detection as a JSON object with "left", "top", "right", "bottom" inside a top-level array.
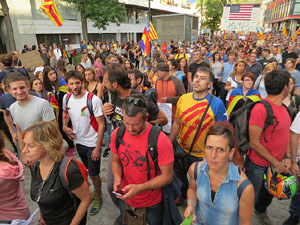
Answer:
[{"left": 0, "top": 33, "right": 300, "bottom": 225}]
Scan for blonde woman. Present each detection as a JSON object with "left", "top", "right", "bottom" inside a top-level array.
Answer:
[
  {"left": 22, "top": 121, "right": 91, "bottom": 225},
  {"left": 83, "top": 68, "right": 103, "bottom": 99},
  {"left": 254, "top": 63, "right": 276, "bottom": 99}
]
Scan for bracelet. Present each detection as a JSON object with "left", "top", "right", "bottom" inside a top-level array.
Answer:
[
  {"left": 187, "top": 199, "right": 196, "bottom": 208},
  {"left": 284, "top": 156, "right": 293, "bottom": 161}
]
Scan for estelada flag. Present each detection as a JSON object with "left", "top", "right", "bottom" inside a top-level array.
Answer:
[
  {"left": 147, "top": 22, "right": 158, "bottom": 41},
  {"left": 140, "top": 27, "right": 150, "bottom": 57},
  {"left": 40, "top": 0, "right": 64, "bottom": 27}
]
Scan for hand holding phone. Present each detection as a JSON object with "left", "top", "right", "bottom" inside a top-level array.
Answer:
[{"left": 112, "top": 190, "right": 125, "bottom": 197}]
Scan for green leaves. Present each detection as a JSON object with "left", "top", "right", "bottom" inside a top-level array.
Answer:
[{"left": 63, "top": 0, "right": 126, "bottom": 29}]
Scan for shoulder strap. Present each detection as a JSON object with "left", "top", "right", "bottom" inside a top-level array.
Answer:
[
  {"left": 194, "top": 161, "right": 199, "bottom": 181},
  {"left": 115, "top": 123, "right": 126, "bottom": 152},
  {"left": 59, "top": 156, "right": 73, "bottom": 188},
  {"left": 258, "top": 100, "right": 274, "bottom": 131},
  {"left": 237, "top": 179, "right": 251, "bottom": 200},
  {"left": 188, "top": 95, "right": 214, "bottom": 156},
  {"left": 65, "top": 91, "right": 72, "bottom": 111},
  {"left": 87, "top": 92, "right": 94, "bottom": 116},
  {"left": 146, "top": 125, "right": 161, "bottom": 180}
]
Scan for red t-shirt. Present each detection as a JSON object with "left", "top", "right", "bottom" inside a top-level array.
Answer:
[
  {"left": 110, "top": 123, "right": 174, "bottom": 208},
  {"left": 248, "top": 99, "right": 290, "bottom": 167}
]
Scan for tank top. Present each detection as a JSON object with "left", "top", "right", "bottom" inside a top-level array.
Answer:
[{"left": 211, "top": 61, "right": 222, "bottom": 79}]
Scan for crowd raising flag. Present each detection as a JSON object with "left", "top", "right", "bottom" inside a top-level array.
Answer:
[
  {"left": 140, "top": 22, "right": 158, "bottom": 57},
  {"left": 292, "top": 27, "right": 300, "bottom": 41},
  {"left": 280, "top": 23, "right": 288, "bottom": 37},
  {"left": 40, "top": 0, "right": 64, "bottom": 27}
]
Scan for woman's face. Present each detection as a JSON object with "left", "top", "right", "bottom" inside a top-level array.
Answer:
[
  {"left": 205, "top": 135, "right": 234, "bottom": 171},
  {"left": 180, "top": 59, "right": 186, "bottom": 68},
  {"left": 124, "top": 61, "right": 131, "bottom": 69},
  {"left": 23, "top": 132, "right": 47, "bottom": 161},
  {"left": 285, "top": 60, "right": 294, "bottom": 69},
  {"left": 215, "top": 53, "right": 220, "bottom": 60},
  {"left": 264, "top": 66, "right": 274, "bottom": 75},
  {"left": 167, "top": 61, "right": 174, "bottom": 71},
  {"left": 47, "top": 70, "right": 57, "bottom": 82},
  {"left": 242, "top": 76, "right": 254, "bottom": 90},
  {"left": 85, "top": 70, "right": 94, "bottom": 82},
  {"left": 38, "top": 73, "right": 43, "bottom": 82},
  {"left": 76, "top": 65, "right": 84, "bottom": 74},
  {"left": 32, "top": 79, "right": 43, "bottom": 93},
  {"left": 236, "top": 62, "right": 246, "bottom": 73},
  {"left": 289, "top": 78, "right": 295, "bottom": 93}
]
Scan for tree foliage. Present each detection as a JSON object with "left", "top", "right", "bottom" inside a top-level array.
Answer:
[
  {"left": 197, "top": 0, "right": 226, "bottom": 33},
  {"left": 63, "top": 0, "right": 125, "bottom": 41}
]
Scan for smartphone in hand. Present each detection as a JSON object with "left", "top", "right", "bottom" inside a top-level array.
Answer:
[{"left": 112, "top": 190, "right": 125, "bottom": 197}]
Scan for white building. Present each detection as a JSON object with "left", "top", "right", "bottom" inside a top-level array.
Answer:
[{"left": 0, "top": 0, "right": 200, "bottom": 53}]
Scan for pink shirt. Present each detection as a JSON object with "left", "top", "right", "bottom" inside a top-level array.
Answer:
[
  {"left": 93, "top": 61, "right": 103, "bottom": 77},
  {"left": 0, "top": 150, "right": 30, "bottom": 220}
]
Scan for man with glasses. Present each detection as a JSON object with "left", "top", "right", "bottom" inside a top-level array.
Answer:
[{"left": 111, "top": 94, "right": 174, "bottom": 225}]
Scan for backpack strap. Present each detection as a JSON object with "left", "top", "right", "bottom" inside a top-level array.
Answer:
[
  {"left": 115, "top": 123, "right": 126, "bottom": 152},
  {"left": 86, "top": 92, "right": 94, "bottom": 116},
  {"left": 65, "top": 91, "right": 72, "bottom": 113},
  {"left": 237, "top": 179, "right": 251, "bottom": 200},
  {"left": 258, "top": 100, "right": 274, "bottom": 131},
  {"left": 146, "top": 125, "right": 161, "bottom": 180},
  {"left": 194, "top": 161, "right": 200, "bottom": 181},
  {"left": 59, "top": 156, "right": 73, "bottom": 188}
]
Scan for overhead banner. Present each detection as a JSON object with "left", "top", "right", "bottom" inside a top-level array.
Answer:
[{"left": 220, "top": 4, "right": 261, "bottom": 32}]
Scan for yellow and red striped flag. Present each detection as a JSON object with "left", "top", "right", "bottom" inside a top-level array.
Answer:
[
  {"left": 40, "top": 0, "right": 64, "bottom": 27},
  {"left": 147, "top": 22, "right": 158, "bottom": 41},
  {"left": 292, "top": 27, "right": 300, "bottom": 42}
]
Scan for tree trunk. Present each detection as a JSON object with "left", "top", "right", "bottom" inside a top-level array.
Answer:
[
  {"left": 81, "top": 12, "right": 88, "bottom": 43},
  {"left": 0, "top": 0, "right": 16, "bottom": 52}
]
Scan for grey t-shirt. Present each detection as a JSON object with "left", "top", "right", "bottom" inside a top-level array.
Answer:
[{"left": 9, "top": 95, "right": 55, "bottom": 131}]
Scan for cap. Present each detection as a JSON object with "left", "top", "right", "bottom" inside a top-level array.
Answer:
[{"left": 153, "top": 62, "right": 169, "bottom": 73}]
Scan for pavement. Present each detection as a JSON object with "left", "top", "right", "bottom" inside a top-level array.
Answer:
[{"left": 18, "top": 148, "right": 293, "bottom": 225}]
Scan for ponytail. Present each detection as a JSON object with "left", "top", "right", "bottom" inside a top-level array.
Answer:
[{"left": 0, "top": 134, "right": 18, "bottom": 166}]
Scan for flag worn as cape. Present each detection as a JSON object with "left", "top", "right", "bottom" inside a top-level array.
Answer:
[
  {"left": 40, "top": 0, "right": 64, "bottom": 27},
  {"left": 227, "top": 86, "right": 261, "bottom": 116},
  {"left": 140, "top": 27, "right": 150, "bottom": 57}
]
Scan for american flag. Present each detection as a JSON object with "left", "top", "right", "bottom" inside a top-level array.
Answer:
[{"left": 229, "top": 4, "right": 253, "bottom": 21}]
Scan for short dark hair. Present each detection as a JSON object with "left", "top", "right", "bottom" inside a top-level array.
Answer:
[
  {"left": 128, "top": 69, "right": 143, "bottom": 81},
  {"left": 107, "top": 63, "right": 131, "bottom": 89},
  {"left": 195, "top": 67, "right": 215, "bottom": 82},
  {"left": 65, "top": 70, "right": 84, "bottom": 83},
  {"left": 122, "top": 94, "right": 148, "bottom": 119},
  {"left": 2, "top": 54, "right": 13, "bottom": 67},
  {"left": 242, "top": 72, "right": 255, "bottom": 81},
  {"left": 265, "top": 70, "right": 290, "bottom": 95},
  {"left": 263, "top": 49, "right": 270, "bottom": 54},
  {"left": 205, "top": 122, "right": 236, "bottom": 149},
  {"left": 6, "top": 73, "right": 29, "bottom": 88}
]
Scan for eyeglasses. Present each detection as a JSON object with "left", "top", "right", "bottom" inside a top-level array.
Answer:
[
  {"left": 125, "top": 96, "right": 146, "bottom": 108},
  {"left": 35, "top": 181, "right": 46, "bottom": 203}
]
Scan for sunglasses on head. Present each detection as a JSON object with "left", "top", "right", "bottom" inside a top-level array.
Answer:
[{"left": 125, "top": 96, "right": 146, "bottom": 108}]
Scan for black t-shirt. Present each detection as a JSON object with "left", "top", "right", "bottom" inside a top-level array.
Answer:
[
  {"left": 30, "top": 160, "right": 84, "bottom": 225},
  {"left": 282, "top": 51, "right": 298, "bottom": 65},
  {"left": 111, "top": 89, "right": 159, "bottom": 129},
  {"left": 189, "top": 61, "right": 210, "bottom": 79},
  {"left": 260, "top": 57, "right": 275, "bottom": 69}
]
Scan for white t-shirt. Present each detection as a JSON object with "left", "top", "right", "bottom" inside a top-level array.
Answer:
[
  {"left": 53, "top": 48, "right": 62, "bottom": 60},
  {"left": 291, "top": 112, "right": 300, "bottom": 134},
  {"left": 226, "top": 76, "right": 241, "bottom": 101},
  {"left": 63, "top": 91, "right": 103, "bottom": 147}
]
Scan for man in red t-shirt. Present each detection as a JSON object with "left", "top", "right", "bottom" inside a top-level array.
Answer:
[
  {"left": 245, "top": 70, "right": 292, "bottom": 225},
  {"left": 111, "top": 94, "right": 174, "bottom": 225}
]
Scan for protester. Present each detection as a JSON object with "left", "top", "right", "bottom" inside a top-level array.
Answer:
[
  {"left": 0, "top": 54, "right": 28, "bottom": 83},
  {"left": 245, "top": 70, "right": 292, "bottom": 224},
  {"left": 183, "top": 123, "right": 254, "bottom": 225},
  {"left": 210, "top": 51, "right": 223, "bottom": 97},
  {"left": 170, "top": 66, "right": 227, "bottom": 205},
  {"left": 254, "top": 63, "right": 276, "bottom": 99},
  {"left": 0, "top": 133, "right": 30, "bottom": 221},
  {"left": 23, "top": 121, "right": 91, "bottom": 225},
  {"left": 93, "top": 54, "right": 104, "bottom": 82},
  {"left": 111, "top": 94, "right": 174, "bottom": 225},
  {"left": 285, "top": 58, "right": 300, "bottom": 95},
  {"left": 246, "top": 50, "right": 263, "bottom": 79},
  {"left": 80, "top": 52, "right": 93, "bottom": 69},
  {"left": 83, "top": 68, "right": 103, "bottom": 99},
  {"left": 283, "top": 76, "right": 300, "bottom": 120},
  {"left": 177, "top": 57, "right": 189, "bottom": 92}
]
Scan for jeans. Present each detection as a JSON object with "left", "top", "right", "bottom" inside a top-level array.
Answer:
[
  {"left": 289, "top": 161, "right": 300, "bottom": 218},
  {"left": 174, "top": 143, "right": 203, "bottom": 198},
  {"left": 220, "top": 82, "right": 228, "bottom": 106},
  {"left": 244, "top": 157, "right": 273, "bottom": 213},
  {"left": 119, "top": 200, "right": 163, "bottom": 225}
]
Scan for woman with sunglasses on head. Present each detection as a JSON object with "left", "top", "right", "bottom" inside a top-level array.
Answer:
[
  {"left": 183, "top": 123, "right": 254, "bottom": 225},
  {"left": 23, "top": 121, "right": 91, "bottom": 225},
  {"left": 0, "top": 133, "right": 30, "bottom": 222}
]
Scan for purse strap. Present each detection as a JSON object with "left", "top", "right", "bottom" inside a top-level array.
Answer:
[{"left": 188, "top": 94, "right": 214, "bottom": 156}]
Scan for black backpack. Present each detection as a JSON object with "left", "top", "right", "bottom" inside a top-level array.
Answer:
[
  {"left": 229, "top": 100, "right": 275, "bottom": 155},
  {"left": 115, "top": 123, "right": 161, "bottom": 180}
]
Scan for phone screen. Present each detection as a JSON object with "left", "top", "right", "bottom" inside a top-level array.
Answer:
[{"left": 112, "top": 190, "right": 125, "bottom": 196}]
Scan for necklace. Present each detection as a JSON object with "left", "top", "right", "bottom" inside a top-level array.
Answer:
[{"left": 35, "top": 162, "right": 55, "bottom": 203}]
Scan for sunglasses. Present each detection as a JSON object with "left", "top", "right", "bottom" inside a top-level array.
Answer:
[{"left": 125, "top": 96, "right": 146, "bottom": 108}]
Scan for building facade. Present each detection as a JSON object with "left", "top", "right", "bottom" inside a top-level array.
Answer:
[
  {"left": 264, "top": 0, "right": 300, "bottom": 35},
  {"left": 0, "top": 0, "right": 200, "bottom": 53}
]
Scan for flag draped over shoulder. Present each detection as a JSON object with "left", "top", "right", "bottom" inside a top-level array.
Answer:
[
  {"left": 140, "top": 27, "right": 150, "bottom": 57},
  {"left": 40, "top": 0, "right": 64, "bottom": 27},
  {"left": 227, "top": 86, "right": 261, "bottom": 116}
]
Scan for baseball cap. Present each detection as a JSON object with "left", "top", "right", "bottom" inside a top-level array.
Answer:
[{"left": 153, "top": 62, "right": 169, "bottom": 73}]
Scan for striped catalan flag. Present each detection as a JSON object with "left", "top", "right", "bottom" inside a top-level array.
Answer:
[
  {"left": 147, "top": 22, "right": 158, "bottom": 41},
  {"left": 40, "top": 0, "right": 64, "bottom": 27}
]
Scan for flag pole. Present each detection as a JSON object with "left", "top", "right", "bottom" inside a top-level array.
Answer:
[
  {"left": 222, "top": 30, "right": 226, "bottom": 62},
  {"left": 243, "top": 31, "right": 251, "bottom": 59}
]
